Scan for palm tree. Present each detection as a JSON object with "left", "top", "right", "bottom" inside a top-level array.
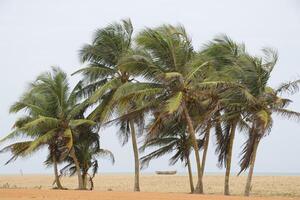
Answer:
[
  {"left": 0, "top": 84, "right": 65, "bottom": 189},
  {"left": 0, "top": 67, "right": 95, "bottom": 190},
  {"left": 140, "top": 121, "right": 203, "bottom": 193},
  {"left": 236, "top": 49, "right": 300, "bottom": 196},
  {"left": 73, "top": 19, "right": 143, "bottom": 191},
  {"left": 200, "top": 35, "right": 258, "bottom": 195},
  {"left": 114, "top": 24, "right": 204, "bottom": 193},
  {"left": 59, "top": 125, "right": 114, "bottom": 190},
  {"left": 114, "top": 26, "right": 253, "bottom": 194}
]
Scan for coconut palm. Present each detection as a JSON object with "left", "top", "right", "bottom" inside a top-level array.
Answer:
[
  {"left": 0, "top": 67, "right": 95, "bottom": 190},
  {"left": 199, "top": 35, "right": 259, "bottom": 195},
  {"left": 59, "top": 125, "right": 114, "bottom": 190},
  {"left": 0, "top": 85, "right": 66, "bottom": 189},
  {"left": 236, "top": 49, "right": 300, "bottom": 196},
  {"left": 73, "top": 19, "right": 143, "bottom": 191}
]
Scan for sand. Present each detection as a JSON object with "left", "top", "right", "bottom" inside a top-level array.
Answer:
[
  {"left": 1, "top": 189, "right": 300, "bottom": 200},
  {"left": 0, "top": 174, "right": 300, "bottom": 199}
]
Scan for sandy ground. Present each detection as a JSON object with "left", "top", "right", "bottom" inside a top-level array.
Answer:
[
  {"left": 0, "top": 174, "right": 300, "bottom": 199},
  {"left": 1, "top": 189, "right": 300, "bottom": 200}
]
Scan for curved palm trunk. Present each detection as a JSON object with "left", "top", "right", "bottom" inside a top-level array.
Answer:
[
  {"left": 183, "top": 105, "right": 203, "bottom": 194},
  {"left": 89, "top": 175, "right": 94, "bottom": 190},
  {"left": 224, "top": 122, "right": 237, "bottom": 195},
  {"left": 244, "top": 137, "right": 259, "bottom": 196},
  {"left": 129, "top": 120, "right": 140, "bottom": 192},
  {"left": 52, "top": 156, "right": 63, "bottom": 189},
  {"left": 186, "top": 155, "right": 194, "bottom": 193},
  {"left": 201, "top": 124, "right": 210, "bottom": 175},
  {"left": 70, "top": 147, "right": 84, "bottom": 190}
]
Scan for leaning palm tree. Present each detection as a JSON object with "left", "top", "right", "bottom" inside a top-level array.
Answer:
[
  {"left": 140, "top": 121, "right": 203, "bottom": 193},
  {"left": 200, "top": 34, "right": 249, "bottom": 195},
  {"left": 0, "top": 67, "right": 95, "bottom": 190},
  {"left": 59, "top": 125, "right": 115, "bottom": 190},
  {"left": 0, "top": 84, "right": 66, "bottom": 189},
  {"left": 237, "top": 49, "right": 300, "bottom": 196},
  {"left": 73, "top": 19, "right": 143, "bottom": 191}
]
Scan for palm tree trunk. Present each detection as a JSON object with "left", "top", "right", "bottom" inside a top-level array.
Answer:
[
  {"left": 70, "top": 147, "right": 84, "bottom": 190},
  {"left": 186, "top": 155, "right": 194, "bottom": 193},
  {"left": 183, "top": 104, "right": 203, "bottom": 194},
  {"left": 201, "top": 124, "right": 210, "bottom": 175},
  {"left": 129, "top": 120, "right": 140, "bottom": 192},
  {"left": 82, "top": 172, "right": 87, "bottom": 190},
  {"left": 224, "top": 121, "right": 237, "bottom": 195},
  {"left": 244, "top": 137, "right": 259, "bottom": 196},
  {"left": 52, "top": 155, "right": 63, "bottom": 189}
]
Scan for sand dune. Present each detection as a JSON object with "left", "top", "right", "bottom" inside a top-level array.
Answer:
[{"left": 0, "top": 174, "right": 300, "bottom": 199}]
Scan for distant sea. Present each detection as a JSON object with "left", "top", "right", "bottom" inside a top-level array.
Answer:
[
  {"left": 144, "top": 172, "right": 300, "bottom": 176},
  {"left": 101, "top": 172, "right": 300, "bottom": 176},
  {"left": 1, "top": 172, "right": 300, "bottom": 176}
]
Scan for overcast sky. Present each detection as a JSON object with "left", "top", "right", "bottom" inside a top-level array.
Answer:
[{"left": 0, "top": 0, "right": 300, "bottom": 175}]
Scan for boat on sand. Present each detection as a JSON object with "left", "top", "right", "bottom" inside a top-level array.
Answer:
[{"left": 155, "top": 170, "right": 177, "bottom": 175}]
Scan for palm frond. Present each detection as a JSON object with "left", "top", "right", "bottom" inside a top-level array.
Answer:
[
  {"left": 272, "top": 108, "right": 300, "bottom": 122},
  {"left": 25, "top": 129, "right": 57, "bottom": 153},
  {"left": 0, "top": 141, "right": 33, "bottom": 165},
  {"left": 164, "top": 92, "right": 183, "bottom": 114},
  {"left": 96, "top": 149, "right": 115, "bottom": 164},
  {"left": 276, "top": 79, "right": 300, "bottom": 95},
  {"left": 69, "top": 119, "right": 96, "bottom": 128},
  {"left": 88, "top": 78, "right": 121, "bottom": 104},
  {"left": 185, "top": 62, "right": 208, "bottom": 83}
]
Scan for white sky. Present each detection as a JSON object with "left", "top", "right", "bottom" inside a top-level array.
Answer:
[{"left": 0, "top": 0, "right": 300, "bottom": 175}]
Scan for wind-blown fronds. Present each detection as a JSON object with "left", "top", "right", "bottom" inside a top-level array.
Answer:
[
  {"left": 3, "top": 20, "right": 300, "bottom": 196},
  {"left": 238, "top": 128, "right": 258, "bottom": 174},
  {"left": 140, "top": 123, "right": 202, "bottom": 169},
  {"left": 276, "top": 79, "right": 300, "bottom": 95},
  {"left": 0, "top": 141, "right": 33, "bottom": 165},
  {"left": 272, "top": 108, "right": 300, "bottom": 122}
]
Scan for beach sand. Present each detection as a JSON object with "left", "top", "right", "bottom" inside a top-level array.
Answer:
[
  {"left": 1, "top": 189, "right": 300, "bottom": 200},
  {"left": 0, "top": 174, "right": 299, "bottom": 199}
]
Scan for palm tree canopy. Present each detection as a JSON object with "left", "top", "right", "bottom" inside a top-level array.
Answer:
[
  {"left": 0, "top": 67, "right": 95, "bottom": 165},
  {"left": 237, "top": 49, "right": 300, "bottom": 173}
]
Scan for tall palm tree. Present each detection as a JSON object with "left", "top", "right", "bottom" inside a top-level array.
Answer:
[
  {"left": 200, "top": 35, "right": 257, "bottom": 195},
  {"left": 236, "top": 49, "right": 300, "bottom": 196},
  {"left": 0, "top": 67, "right": 95, "bottom": 190},
  {"left": 115, "top": 24, "right": 205, "bottom": 193},
  {"left": 73, "top": 19, "right": 143, "bottom": 191},
  {"left": 114, "top": 26, "right": 254, "bottom": 194},
  {"left": 140, "top": 121, "right": 203, "bottom": 193}
]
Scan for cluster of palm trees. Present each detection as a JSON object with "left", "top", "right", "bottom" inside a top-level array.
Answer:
[{"left": 1, "top": 19, "right": 300, "bottom": 196}]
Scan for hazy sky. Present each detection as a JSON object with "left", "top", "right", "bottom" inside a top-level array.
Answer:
[{"left": 1, "top": 0, "right": 300, "bottom": 175}]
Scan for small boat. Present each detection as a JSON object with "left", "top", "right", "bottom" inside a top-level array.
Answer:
[{"left": 155, "top": 170, "right": 177, "bottom": 175}]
